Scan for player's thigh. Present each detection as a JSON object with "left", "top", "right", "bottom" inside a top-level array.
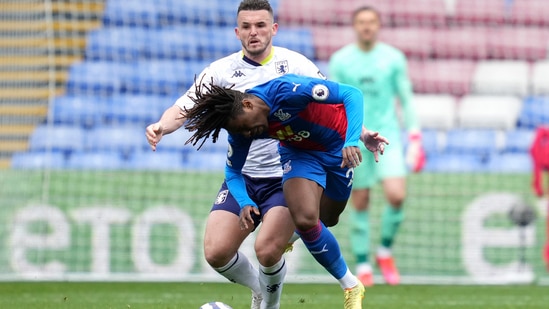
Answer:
[
  {"left": 382, "top": 177, "right": 406, "bottom": 207},
  {"left": 376, "top": 138, "right": 407, "bottom": 180},
  {"left": 204, "top": 210, "right": 250, "bottom": 265},
  {"left": 255, "top": 206, "right": 295, "bottom": 261},
  {"left": 320, "top": 165, "right": 354, "bottom": 226}
]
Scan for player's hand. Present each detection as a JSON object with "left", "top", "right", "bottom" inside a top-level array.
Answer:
[
  {"left": 406, "top": 131, "right": 426, "bottom": 173},
  {"left": 361, "top": 128, "right": 389, "bottom": 162},
  {"left": 341, "top": 146, "right": 362, "bottom": 168},
  {"left": 239, "top": 205, "right": 259, "bottom": 230},
  {"left": 145, "top": 122, "right": 164, "bottom": 151}
]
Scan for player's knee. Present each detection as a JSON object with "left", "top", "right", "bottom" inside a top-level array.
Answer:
[
  {"left": 387, "top": 192, "right": 405, "bottom": 208},
  {"left": 293, "top": 215, "right": 319, "bottom": 231},
  {"left": 255, "top": 242, "right": 282, "bottom": 266},
  {"left": 204, "top": 245, "right": 233, "bottom": 268}
]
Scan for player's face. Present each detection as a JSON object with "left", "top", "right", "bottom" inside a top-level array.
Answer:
[
  {"left": 353, "top": 10, "right": 380, "bottom": 45},
  {"left": 225, "top": 98, "right": 269, "bottom": 139},
  {"left": 235, "top": 10, "right": 278, "bottom": 59}
]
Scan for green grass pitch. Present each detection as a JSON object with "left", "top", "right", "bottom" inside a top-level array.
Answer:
[{"left": 1, "top": 282, "right": 548, "bottom": 309}]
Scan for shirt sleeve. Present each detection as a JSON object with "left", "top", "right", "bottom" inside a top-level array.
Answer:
[
  {"left": 337, "top": 83, "right": 364, "bottom": 148},
  {"left": 394, "top": 54, "right": 420, "bottom": 132},
  {"left": 295, "top": 54, "right": 327, "bottom": 80},
  {"left": 224, "top": 134, "right": 257, "bottom": 209}
]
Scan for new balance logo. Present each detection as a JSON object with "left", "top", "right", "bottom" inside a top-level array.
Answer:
[
  {"left": 266, "top": 283, "right": 281, "bottom": 293},
  {"left": 231, "top": 70, "right": 245, "bottom": 78},
  {"left": 310, "top": 244, "right": 329, "bottom": 255}
]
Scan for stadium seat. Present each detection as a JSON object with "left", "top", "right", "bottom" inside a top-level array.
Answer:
[
  {"left": 432, "top": 27, "right": 489, "bottom": 60},
  {"left": 51, "top": 96, "right": 107, "bottom": 128},
  {"left": 391, "top": 0, "right": 447, "bottom": 27},
  {"left": 66, "top": 62, "right": 131, "bottom": 96},
  {"left": 402, "top": 129, "right": 442, "bottom": 154},
  {"left": 102, "top": 0, "right": 159, "bottom": 28},
  {"left": 106, "top": 95, "right": 168, "bottom": 125},
  {"left": 11, "top": 151, "right": 66, "bottom": 169},
  {"left": 453, "top": 0, "right": 508, "bottom": 25},
  {"left": 198, "top": 130, "right": 229, "bottom": 153},
  {"left": 278, "top": 0, "right": 340, "bottom": 25},
  {"left": 413, "top": 94, "right": 457, "bottom": 130},
  {"left": 127, "top": 150, "right": 185, "bottom": 170},
  {"left": 457, "top": 95, "right": 522, "bottom": 130},
  {"left": 315, "top": 61, "right": 330, "bottom": 79},
  {"left": 472, "top": 60, "right": 530, "bottom": 97},
  {"left": 532, "top": 61, "right": 549, "bottom": 96},
  {"left": 29, "top": 125, "right": 85, "bottom": 152},
  {"left": 276, "top": 28, "right": 315, "bottom": 61},
  {"left": 378, "top": 27, "right": 433, "bottom": 59},
  {"left": 504, "top": 129, "right": 535, "bottom": 153},
  {"left": 184, "top": 151, "right": 227, "bottom": 171},
  {"left": 66, "top": 151, "right": 127, "bottom": 170},
  {"left": 486, "top": 152, "right": 532, "bottom": 173},
  {"left": 85, "top": 125, "right": 147, "bottom": 155},
  {"left": 510, "top": 0, "right": 549, "bottom": 27},
  {"left": 517, "top": 96, "right": 549, "bottom": 129},
  {"left": 312, "top": 26, "right": 355, "bottom": 61},
  {"left": 335, "top": 0, "right": 393, "bottom": 26},
  {"left": 488, "top": 26, "right": 549, "bottom": 61},
  {"left": 445, "top": 129, "right": 501, "bottom": 155},
  {"left": 424, "top": 153, "right": 486, "bottom": 173},
  {"left": 408, "top": 59, "right": 476, "bottom": 96}
]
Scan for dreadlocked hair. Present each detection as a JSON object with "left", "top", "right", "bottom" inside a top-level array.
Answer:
[{"left": 184, "top": 74, "right": 245, "bottom": 149}]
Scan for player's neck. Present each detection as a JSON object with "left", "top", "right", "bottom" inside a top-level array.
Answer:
[
  {"left": 358, "top": 40, "right": 376, "bottom": 52},
  {"left": 243, "top": 46, "right": 273, "bottom": 64}
]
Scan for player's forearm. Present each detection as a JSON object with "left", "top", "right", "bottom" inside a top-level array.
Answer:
[
  {"left": 340, "top": 84, "right": 364, "bottom": 147},
  {"left": 158, "top": 105, "right": 186, "bottom": 135},
  {"left": 225, "top": 166, "right": 257, "bottom": 209}
]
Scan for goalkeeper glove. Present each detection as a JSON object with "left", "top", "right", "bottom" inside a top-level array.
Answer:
[{"left": 406, "top": 131, "right": 426, "bottom": 173}]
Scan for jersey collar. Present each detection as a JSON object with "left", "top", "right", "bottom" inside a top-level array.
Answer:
[{"left": 242, "top": 47, "right": 275, "bottom": 67}]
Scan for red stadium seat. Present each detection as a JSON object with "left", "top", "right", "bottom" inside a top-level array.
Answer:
[
  {"left": 277, "top": 0, "right": 340, "bottom": 25},
  {"left": 335, "top": 0, "right": 393, "bottom": 26},
  {"left": 409, "top": 59, "right": 476, "bottom": 96},
  {"left": 378, "top": 27, "right": 433, "bottom": 59},
  {"left": 453, "top": 0, "right": 508, "bottom": 25},
  {"left": 511, "top": 0, "right": 549, "bottom": 27},
  {"left": 432, "top": 27, "right": 489, "bottom": 60},
  {"left": 391, "top": 0, "right": 447, "bottom": 27},
  {"left": 489, "top": 26, "right": 549, "bottom": 61},
  {"left": 312, "top": 26, "right": 356, "bottom": 61}
]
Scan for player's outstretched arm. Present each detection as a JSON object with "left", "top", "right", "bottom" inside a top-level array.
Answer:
[
  {"left": 361, "top": 127, "right": 390, "bottom": 162},
  {"left": 145, "top": 105, "right": 186, "bottom": 151}
]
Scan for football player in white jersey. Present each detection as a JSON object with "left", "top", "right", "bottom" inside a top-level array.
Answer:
[{"left": 145, "top": 1, "right": 324, "bottom": 308}]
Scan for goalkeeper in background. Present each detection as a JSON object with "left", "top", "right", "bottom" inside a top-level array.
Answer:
[{"left": 329, "top": 6, "right": 425, "bottom": 286}]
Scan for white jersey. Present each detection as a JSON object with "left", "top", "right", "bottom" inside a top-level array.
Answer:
[{"left": 175, "top": 46, "right": 324, "bottom": 178}]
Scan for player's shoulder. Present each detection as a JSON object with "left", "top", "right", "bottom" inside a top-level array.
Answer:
[{"left": 272, "top": 46, "right": 308, "bottom": 60}]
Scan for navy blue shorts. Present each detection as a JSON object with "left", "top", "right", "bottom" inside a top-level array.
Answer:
[{"left": 211, "top": 174, "right": 287, "bottom": 229}]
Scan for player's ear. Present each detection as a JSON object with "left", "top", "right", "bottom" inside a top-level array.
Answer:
[
  {"left": 271, "top": 22, "right": 278, "bottom": 35},
  {"left": 242, "top": 98, "right": 253, "bottom": 109}
]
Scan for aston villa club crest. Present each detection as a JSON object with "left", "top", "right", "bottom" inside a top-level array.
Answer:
[{"left": 275, "top": 60, "right": 289, "bottom": 75}]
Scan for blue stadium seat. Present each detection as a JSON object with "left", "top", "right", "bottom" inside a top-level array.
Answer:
[
  {"left": 29, "top": 125, "right": 85, "bottom": 152},
  {"left": 102, "top": 0, "right": 159, "bottom": 28},
  {"left": 106, "top": 95, "right": 168, "bottom": 125},
  {"left": 445, "top": 129, "right": 499, "bottom": 155},
  {"left": 199, "top": 130, "right": 229, "bottom": 153},
  {"left": 184, "top": 151, "right": 227, "bottom": 171},
  {"left": 85, "top": 125, "right": 147, "bottom": 155},
  {"left": 86, "top": 28, "right": 143, "bottom": 61},
  {"left": 11, "top": 151, "right": 66, "bottom": 169},
  {"left": 504, "top": 129, "right": 535, "bottom": 153},
  {"left": 424, "top": 153, "right": 486, "bottom": 173},
  {"left": 486, "top": 152, "right": 532, "bottom": 173},
  {"left": 127, "top": 150, "right": 185, "bottom": 170},
  {"left": 276, "top": 28, "right": 315, "bottom": 60},
  {"left": 66, "top": 62, "right": 132, "bottom": 96},
  {"left": 157, "top": 128, "right": 194, "bottom": 152},
  {"left": 51, "top": 96, "right": 107, "bottom": 128},
  {"left": 402, "top": 129, "right": 441, "bottom": 154},
  {"left": 66, "top": 151, "right": 127, "bottom": 170},
  {"left": 517, "top": 96, "right": 549, "bottom": 129},
  {"left": 199, "top": 27, "right": 243, "bottom": 60}
]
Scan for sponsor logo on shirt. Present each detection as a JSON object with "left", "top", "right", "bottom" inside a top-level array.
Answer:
[
  {"left": 312, "top": 84, "right": 329, "bottom": 101},
  {"left": 272, "top": 125, "right": 311, "bottom": 142},
  {"left": 275, "top": 60, "right": 289, "bottom": 74},
  {"left": 231, "top": 70, "right": 245, "bottom": 78},
  {"left": 273, "top": 109, "right": 291, "bottom": 121}
]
